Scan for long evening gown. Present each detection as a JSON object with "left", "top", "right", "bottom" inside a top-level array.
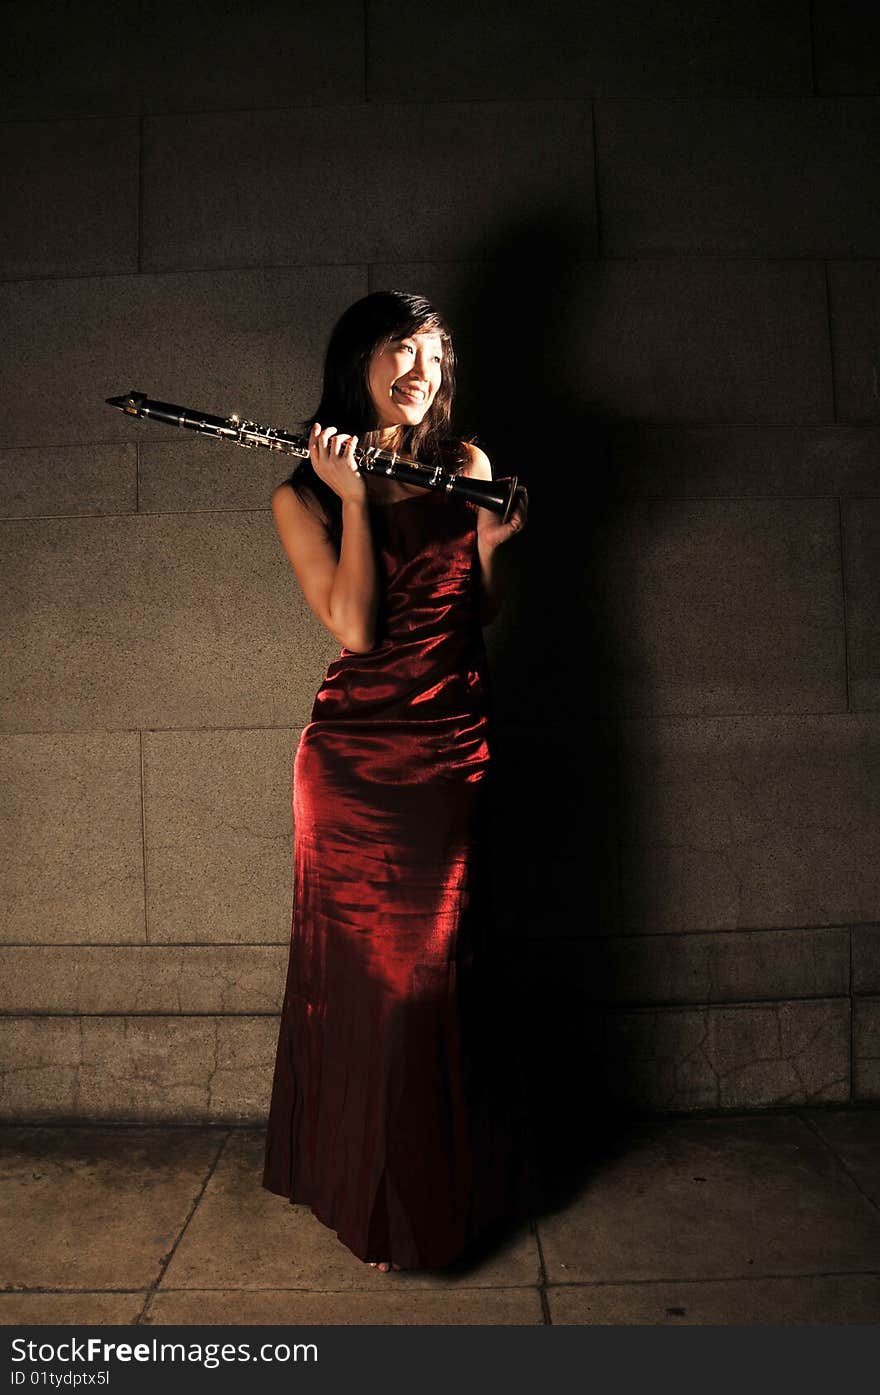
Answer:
[{"left": 261, "top": 481, "right": 534, "bottom": 1270}]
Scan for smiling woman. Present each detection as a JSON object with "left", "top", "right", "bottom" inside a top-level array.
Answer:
[
  {"left": 261, "top": 290, "right": 533, "bottom": 1274},
  {"left": 278, "top": 290, "right": 469, "bottom": 538}
]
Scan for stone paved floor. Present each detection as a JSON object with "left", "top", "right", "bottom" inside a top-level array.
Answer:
[{"left": 1, "top": 1106, "right": 879, "bottom": 1325}]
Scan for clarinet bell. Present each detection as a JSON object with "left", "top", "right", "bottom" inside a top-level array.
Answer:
[{"left": 499, "top": 474, "right": 519, "bottom": 525}]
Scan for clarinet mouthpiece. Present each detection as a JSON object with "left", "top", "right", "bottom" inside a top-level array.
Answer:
[{"left": 105, "top": 391, "right": 147, "bottom": 414}]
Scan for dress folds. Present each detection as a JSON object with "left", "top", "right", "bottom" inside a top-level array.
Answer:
[{"left": 261, "top": 484, "right": 535, "bottom": 1270}]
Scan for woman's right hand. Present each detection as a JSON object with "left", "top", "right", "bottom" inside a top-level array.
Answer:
[{"left": 309, "top": 423, "right": 368, "bottom": 504}]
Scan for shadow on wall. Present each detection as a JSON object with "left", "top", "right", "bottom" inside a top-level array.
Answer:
[{"left": 451, "top": 214, "right": 637, "bottom": 1210}]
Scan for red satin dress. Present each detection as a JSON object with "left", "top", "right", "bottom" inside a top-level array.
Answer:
[{"left": 261, "top": 483, "right": 534, "bottom": 1269}]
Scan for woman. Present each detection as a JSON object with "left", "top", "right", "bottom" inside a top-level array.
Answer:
[{"left": 261, "top": 290, "right": 532, "bottom": 1273}]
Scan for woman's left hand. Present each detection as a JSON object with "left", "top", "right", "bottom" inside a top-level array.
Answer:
[{"left": 476, "top": 483, "right": 528, "bottom": 550}]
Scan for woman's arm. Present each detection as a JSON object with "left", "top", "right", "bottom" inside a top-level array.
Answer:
[
  {"left": 270, "top": 485, "right": 379, "bottom": 652},
  {"left": 269, "top": 421, "right": 379, "bottom": 650},
  {"left": 460, "top": 443, "right": 527, "bottom": 626}
]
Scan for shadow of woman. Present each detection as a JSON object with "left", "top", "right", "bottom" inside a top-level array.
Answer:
[{"left": 447, "top": 217, "right": 639, "bottom": 1224}]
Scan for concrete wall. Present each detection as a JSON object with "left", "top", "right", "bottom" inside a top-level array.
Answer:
[{"left": 1, "top": 0, "right": 878, "bottom": 1123}]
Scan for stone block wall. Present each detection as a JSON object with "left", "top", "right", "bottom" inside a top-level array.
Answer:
[{"left": 1, "top": 0, "right": 878, "bottom": 1120}]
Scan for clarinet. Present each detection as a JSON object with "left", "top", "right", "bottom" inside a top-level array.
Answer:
[{"left": 105, "top": 392, "right": 519, "bottom": 522}]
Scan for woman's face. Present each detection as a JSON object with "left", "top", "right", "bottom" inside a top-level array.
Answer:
[{"left": 366, "top": 329, "right": 444, "bottom": 429}]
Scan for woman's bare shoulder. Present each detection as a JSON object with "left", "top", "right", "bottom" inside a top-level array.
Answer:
[
  {"left": 271, "top": 479, "right": 331, "bottom": 528},
  {"left": 457, "top": 440, "right": 493, "bottom": 480}
]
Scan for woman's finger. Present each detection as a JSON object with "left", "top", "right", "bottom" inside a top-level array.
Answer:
[{"left": 508, "top": 491, "right": 527, "bottom": 531}]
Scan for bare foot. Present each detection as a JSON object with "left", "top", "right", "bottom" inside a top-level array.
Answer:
[{"left": 368, "top": 1260, "right": 403, "bottom": 1272}]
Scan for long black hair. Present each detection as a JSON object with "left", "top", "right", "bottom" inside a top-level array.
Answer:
[{"left": 282, "top": 290, "right": 470, "bottom": 550}]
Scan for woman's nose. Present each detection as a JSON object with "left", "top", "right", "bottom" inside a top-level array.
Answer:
[{"left": 414, "top": 349, "right": 434, "bottom": 375}]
